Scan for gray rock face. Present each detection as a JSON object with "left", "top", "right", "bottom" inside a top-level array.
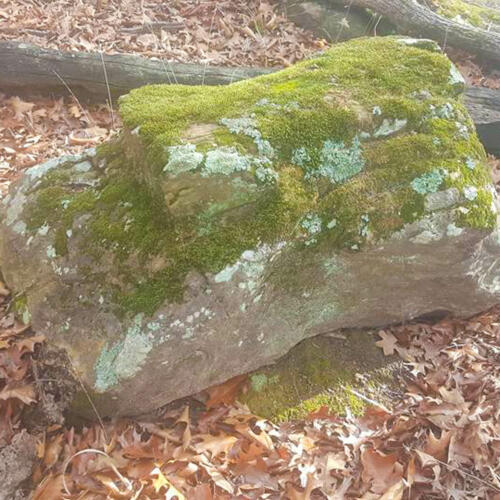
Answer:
[{"left": 1, "top": 38, "right": 499, "bottom": 416}]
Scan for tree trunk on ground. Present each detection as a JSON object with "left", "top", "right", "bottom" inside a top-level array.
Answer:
[
  {"left": 323, "top": 0, "right": 500, "bottom": 65},
  {"left": 0, "top": 41, "right": 498, "bottom": 155},
  {"left": 464, "top": 87, "right": 500, "bottom": 156},
  {"left": 0, "top": 41, "right": 274, "bottom": 102}
]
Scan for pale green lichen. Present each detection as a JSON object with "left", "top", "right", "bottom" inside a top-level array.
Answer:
[
  {"left": 164, "top": 144, "right": 203, "bottom": 175},
  {"left": 463, "top": 185, "right": 478, "bottom": 201},
  {"left": 220, "top": 116, "right": 274, "bottom": 157},
  {"left": 411, "top": 169, "right": 447, "bottom": 194},
  {"left": 300, "top": 213, "right": 322, "bottom": 235},
  {"left": 203, "top": 146, "right": 250, "bottom": 176},
  {"left": 291, "top": 147, "right": 311, "bottom": 167},
  {"left": 303, "top": 137, "right": 365, "bottom": 183},
  {"left": 373, "top": 118, "right": 407, "bottom": 137},
  {"left": 94, "top": 314, "right": 153, "bottom": 392}
]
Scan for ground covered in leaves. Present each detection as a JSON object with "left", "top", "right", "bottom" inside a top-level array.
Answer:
[
  {"left": 0, "top": 0, "right": 322, "bottom": 67},
  {"left": 1, "top": 290, "right": 499, "bottom": 499}
]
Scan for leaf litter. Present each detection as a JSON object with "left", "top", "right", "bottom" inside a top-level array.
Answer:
[{"left": 0, "top": 0, "right": 324, "bottom": 68}]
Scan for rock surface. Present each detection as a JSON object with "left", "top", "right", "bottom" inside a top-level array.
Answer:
[
  {"left": 1, "top": 37, "right": 499, "bottom": 416},
  {"left": 0, "top": 431, "right": 36, "bottom": 500}
]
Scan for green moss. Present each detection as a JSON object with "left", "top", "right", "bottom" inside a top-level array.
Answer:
[
  {"left": 458, "top": 188, "right": 497, "bottom": 229},
  {"left": 12, "top": 294, "right": 31, "bottom": 325},
  {"left": 54, "top": 227, "right": 68, "bottom": 256},
  {"left": 239, "top": 331, "right": 397, "bottom": 422}
]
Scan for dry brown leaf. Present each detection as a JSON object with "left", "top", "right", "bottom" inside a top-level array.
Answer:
[
  {"left": 375, "top": 330, "right": 398, "bottom": 356},
  {"left": 206, "top": 374, "right": 247, "bottom": 407},
  {"left": 0, "top": 381, "right": 36, "bottom": 404},
  {"left": 32, "top": 473, "right": 64, "bottom": 500},
  {"left": 194, "top": 434, "right": 238, "bottom": 458},
  {"left": 380, "top": 479, "right": 404, "bottom": 499},
  {"left": 151, "top": 467, "right": 186, "bottom": 499},
  {"left": 424, "top": 430, "right": 451, "bottom": 461},
  {"left": 361, "top": 447, "right": 403, "bottom": 494},
  {"left": 9, "top": 96, "right": 35, "bottom": 120},
  {"left": 43, "top": 433, "right": 63, "bottom": 468}
]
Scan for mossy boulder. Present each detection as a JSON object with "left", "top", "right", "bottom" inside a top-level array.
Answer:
[{"left": 1, "top": 37, "right": 499, "bottom": 417}]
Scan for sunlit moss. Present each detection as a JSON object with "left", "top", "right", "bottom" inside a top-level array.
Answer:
[{"left": 239, "top": 332, "right": 397, "bottom": 422}]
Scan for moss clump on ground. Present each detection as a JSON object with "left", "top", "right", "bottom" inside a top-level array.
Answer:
[
  {"left": 21, "top": 36, "right": 496, "bottom": 318},
  {"left": 239, "top": 331, "right": 399, "bottom": 422}
]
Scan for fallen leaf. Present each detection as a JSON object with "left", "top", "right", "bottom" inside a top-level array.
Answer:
[
  {"left": 206, "top": 374, "right": 247, "bottom": 407},
  {"left": 0, "top": 382, "right": 36, "bottom": 404},
  {"left": 9, "top": 96, "right": 35, "bottom": 120},
  {"left": 376, "top": 330, "right": 398, "bottom": 356}
]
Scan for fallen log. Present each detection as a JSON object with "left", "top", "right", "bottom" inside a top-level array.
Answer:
[
  {"left": 322, "top": 0, "right": 500, "bottom": 66},
  {"left": 0, "top": 41, "right": 498, "bottom": 155},
  {"left": 464, "top": 87, "right": 500, "bottom": 156},
  {"left": 0, "top": 41, "right": 274, "bottom": 101}
]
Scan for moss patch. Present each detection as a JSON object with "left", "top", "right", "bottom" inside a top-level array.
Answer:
[{"left": 239, "top": 330, "right": 399, "bottom": 422}]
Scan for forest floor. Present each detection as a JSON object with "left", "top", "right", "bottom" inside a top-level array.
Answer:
[{"left": 0, "top": 1, "right": 499, "bottom": 498}]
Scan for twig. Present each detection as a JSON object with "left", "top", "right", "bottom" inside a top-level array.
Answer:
[
  {"left": 99, "top": 51, "right": 115, "bottom": 129},
  {"left": 342, "top": 386, "right": 390, "bottom": 412},
  {"left": 120, "top": 21, "right": 183, "bottom": 35},
  {"left": 51, "top": 70, "right": 94, "bottom": 125},
  {"left": 424, "top": 455, "right": 500, "bottom": 493},
  {"left": 71, "top": 368, "right": 108, "bottom": 443},
  {"left": 62, "top": 448, "right": 133, "bottom": 496}
]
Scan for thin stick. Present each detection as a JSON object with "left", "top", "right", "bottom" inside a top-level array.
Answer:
[
  {"left": 335, "top": 0, "right": 354, "bottom": 43},
  {"left": 342, "top": 386, "right": 390, "bottom": 412},
  {"left": 427, "top": 455, "right": 500, "bottom": 493},
  {"left": 71, "top": 368, "right": 108, "bottom": 443},
  {"left": 202, "top": 2, "right": 219, "bottom": 86},
  {"left": 100, "top": 51, "right": 115, "bottom": 129},
  {"left": 62, "top": 448, "right": 133, "bottom": 495},
  {"left": 52, "top": 70, "right": 94, "bottom": 125}
]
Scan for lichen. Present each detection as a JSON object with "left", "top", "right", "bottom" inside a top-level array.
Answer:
[
  {"left": 203, "top": 147, "right": 250, "bottom": 176},
  {"left": 164, "top": 144, "right": 203, "bottom": 175},
  {"left": 304, "top": 137, "right": 365, "bottom": 183},
  {"left": 411, "top": 169, "right": 447, "bottom": 194},
  {"left": 94, "top": 314, "right": 153, "bottom": 392}
]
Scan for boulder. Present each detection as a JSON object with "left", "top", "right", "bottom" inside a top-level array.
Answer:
[{"left": 1, "top": 37, "right": 499, "bottom": 417}]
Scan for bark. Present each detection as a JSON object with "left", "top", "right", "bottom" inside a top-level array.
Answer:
[
  {"left": 0, "top": 41, "right": 274, "bottom": 102},
  {"left": 464, "top": 87, "right": 500, "bottom": 156},
  {"left": 0, "top": 41, "right": 498, "bottom": 155},
  {"left": 325, "top": 0, "right": 500, "bottom": 66}
]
